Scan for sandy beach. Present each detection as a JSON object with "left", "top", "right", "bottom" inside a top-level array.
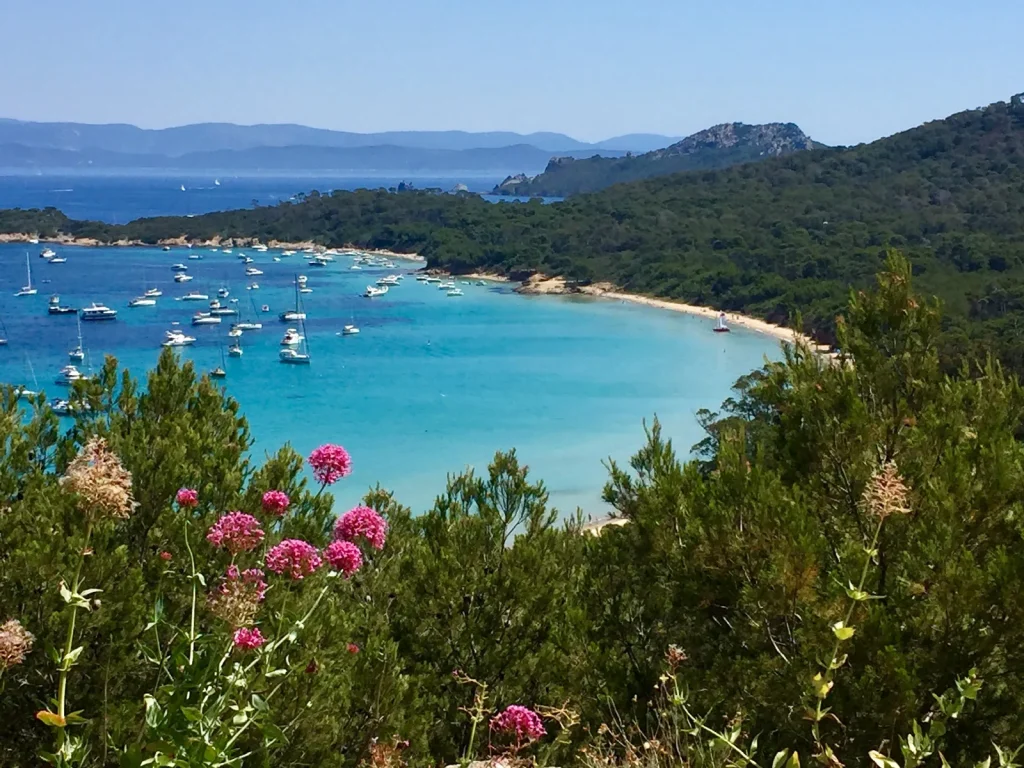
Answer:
[{"left": 579, "top": 283, "right": 813, "bottom": 346}]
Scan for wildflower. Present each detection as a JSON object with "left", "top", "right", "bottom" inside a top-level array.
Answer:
[
  {"left": 261, "top": 490, "right": 290, "bottom": 516},
  {"left": 232, "top": 626, "right": 265, "bottom": 651},
  {"left": 0, "top": 619, "right": 35, "bottom": 670},
  {"left": 490, "top": 705, "right": 546, "bottom": 742},
  {"left": 208, "top": 566, "right": 268, "bottom": 627},
  {"left": 159, "top": 551, "right": 173, "bottom": 561},
  {"left": 347, "top": 643, "right": 360, "bottom": 654},
  {"left": 334, "top": 506, "right": 387, "bottom": 550},
  {"left": 60, "top": 437, "right": 135, "bottom": 521},
  {"left": 305, "top": 659, "right": 319, "bottom": 675},
  {"left": 206, "top": 512, "right": 265, "bottom": 554},
  {"left": 176, "top": 487, "right": 199, "bottom": 509},
  {"left": 862, "top": 461, "right": 910, "bottom": 519},
  {"left": 324, "top": 540, "right": 363, "bottom": 577},
  {"left": 265, "top": 539, "right": 322, "bottom": 580},
  {"left": 308, "top": 444, "right": 352, "bottom": 486},
  {"left": 665, "top": 645, "right": 688, "bottom": 670}
]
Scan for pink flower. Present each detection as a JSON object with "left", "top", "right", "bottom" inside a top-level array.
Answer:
[
  {"left": 347, "top": 643, "right": 360, "bottom": 654},
  {"left": 265, "top": 539, "right": 322, "bottom": 580},
  {"left": 206, "top": 512, "right": 265, "bottom": 554},
  {"left": 261, "top": 490, "right": 290, "bottom": 516},
  {"left": 232, "top": 626, "right": 265, "bottom": 651},
  {"left": 159, "top": 551, "right": 172, "bottom": 562},
  {"left": 490, "top": 705, "right": 546, "bottom": 742},
  {"left": 308, "top": 444, "right": 352, "bottom": 486},
  {"left": 324, "top": 540, "right": 362, "bottom": 577},
  {"left": 334, "top": 506, "right": 388, "bottom": 550},
  {"left": 176, "top": 488, "right": 198, "bottom": 508}
]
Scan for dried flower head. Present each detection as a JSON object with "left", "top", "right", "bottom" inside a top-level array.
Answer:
[
  {"left": 334, "top": 506, "right": 388, "bottom": 551},
  {"left": 176, "top": 487, "right": 199, "bottom": 509},
  {"left": 265, "top": 539, "right": 322, "bottom": 580},
  {"left": 232, "top": 626, "right": 265, "bottom": 651},
  {"left": 490, "top": 704, "right": 546, "bottom": 742},
  {"left": 308, "top": 444, "right": 352, "bottom": 486},
  {"left": 206, "top": 512, "right": 265, "bottom": 554},
  {"left": 665, "top": 644, "right": 688, "bottom": 670},
  {"left": 0, "top": 619, "right": 35, "bottom": 670},
  {"left": 863, "top": 461, "right": 911, "bottom": 519},
  {"left": 60, "top": 437, "right": 135, "bottom": 521},
  {"left": 324, "top": 539, "right": 363, "bottom": 577},
  {"left": 261, "top": 490, "right": 290, "bottom": 516},
  {"left": 208, "top": 565, "right": 268, "bottom": 627}
]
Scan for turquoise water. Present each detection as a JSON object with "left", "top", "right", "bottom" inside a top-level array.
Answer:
[{"left": 0, "top": 243, "right": 780, "bottom": 516}]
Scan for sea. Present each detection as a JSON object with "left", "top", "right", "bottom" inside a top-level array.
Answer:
[
  {"left": 0, "top": 175, "right": 779, "bottom": 517},
  {"left": 0, "top": 173, "right": 543, "bottom": 223}
]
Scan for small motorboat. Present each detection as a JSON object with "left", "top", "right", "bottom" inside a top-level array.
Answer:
[
  {"left": 171, "top": 263, "right": 188, "bottom": 271},
  {"left": 174, "top": 274, "right": 194, "bottom": 283},
  {"left": 218, "top": 287, "right": 230, "bottom": 298},
  {"left": 244, "top": 267, "right": 263, "bottom": 276},
  {"left": 179, "top": 292, "right": 209, "bottom": 301},
  {"left": 447, "top": 288, "right": 464, "bottom": 297},
  {"left": 364, "top": 285, "right": 388, "bottom": 298},
  {"left": 163, "top": 331, "right": 196, "bottom": 347},
  {"left": 281, "top": 328, "right": 304, "bottom": 346},
  {"left": 228, "top": 343, "right": 243, "bottom": 357},
  {"left": 340, "top": 325, "right": 360, "bottom": 336},
  {"left": 192, "top": 313, "right": 222, "bottom": 326},
  {"left": 228, "top": 327, "right": 243, "bottom": 338},
  {"left": 55, "top": 364, "right": 87, "bottom": 386},
  {"left": 48, "top": 256, "right": 67, "bottom": 264},
  {"left": 144, "top": 288, "right": 163, "bottom": 298},
  {"left": 209, "top": 367, "right": 226, "bottom": 379},
  {"left": 279, "top": 348, "right": 310, "bottom": 364},
  {"left": 40, "top": 247, "right": 56, "bottom": 259},
  {"left": 129, "top": 296, "right": 157, "bottom": 308},
  {"left": 260, "top": 304, "right": 270, "bottom": 312},
  {"left": 48, "top": 295, "right": 78, "bottom": 315}
]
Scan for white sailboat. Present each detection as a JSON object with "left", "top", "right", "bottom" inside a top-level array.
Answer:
[
  {"left": 15, "top": 254, "right": 36, "bottom": 296},
  {"left": 69, "top": 316, "right": 85, "bottom": 362}
]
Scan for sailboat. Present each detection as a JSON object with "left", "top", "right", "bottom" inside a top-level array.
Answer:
[
  {"left": 15, "top": 253, "right": 36, "bottom": 296},
  {"left": 279, "top": 289, "right": 310, "bottom": 364},
  {"left": 210, "top": 346, "right": 227, "bottom": 378},
  {"left": 713, "top": 312, "right": 731, "bottom": 333},
  {"left": 69, "top": 315, "right": 85, "bottom": 362},
  {"left": 279, "top": 276, "right": 307, "bottom": 322}
]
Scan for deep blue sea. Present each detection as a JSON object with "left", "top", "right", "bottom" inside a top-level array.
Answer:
[
  {"left": 0, "top": 173, "right": 513, "bottom": 224},
  {"left": 0, "top": 176, "right": 778, "bottom": 517}
]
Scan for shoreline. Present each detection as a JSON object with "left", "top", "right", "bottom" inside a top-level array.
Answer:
[{"left": 0, "top": 233, "right": 425, "bottom": 263}]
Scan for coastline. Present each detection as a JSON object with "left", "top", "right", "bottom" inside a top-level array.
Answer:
[{"left": 0, "top": 233, "right": 425, "bottom": 262}]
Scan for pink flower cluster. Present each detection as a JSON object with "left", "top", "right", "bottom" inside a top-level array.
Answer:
[
  {"left": 207, "top": 512, "right": 265, "bottom": 554},
  {"left": 334, "top": 506, "right": 388, "bottom": 551},
  {"left": 261, "top": 490, "right": 290, "bottom": 516},
  {"left": 232, "top": 626, "right": 265, "bottom": 651},
  {"left": 324, "top": 540, "right": 362, "bottom": 577},
  {"left": 490, "top": 705, "right": 546, "bottom": 742},
  {"left": 266, "top": 539, "right": 322, "bottom": 580},
  {"left": 308, "top": 444, "right": 352, "bottom": 486},
  {"left": 176, "top": 487, "right": 198, "bottom": 509}
]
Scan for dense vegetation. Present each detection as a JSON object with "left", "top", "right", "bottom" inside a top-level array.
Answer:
[
  {"left": 2, "top": 95, "right": 1024, "bottom": 373},
  {"left": 492, "top": 122, "right": 819, "bottom": 197},
  {"left": 2, "top": 256, "right": 1024, "bottom": 767}
]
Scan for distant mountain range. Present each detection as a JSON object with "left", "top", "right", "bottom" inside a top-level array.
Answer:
[
  {"left": 492, "top": 122, "right": 825, "bottom": 196},
  {"left": 0, "top": 119, "right": 683, "bottom": 174}
]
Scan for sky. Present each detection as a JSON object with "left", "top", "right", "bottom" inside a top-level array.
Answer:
[{"left": 2, "top": 0, "right": 1022, "bottom": 146}]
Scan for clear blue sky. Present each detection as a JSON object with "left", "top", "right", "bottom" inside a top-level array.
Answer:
[{"left": 2, "top": 0, "right": 1021, "bottom": 146}]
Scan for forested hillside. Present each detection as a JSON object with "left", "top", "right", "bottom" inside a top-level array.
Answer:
[{"left": 3, "top": 95, "right": 1023, "bottom": 370}]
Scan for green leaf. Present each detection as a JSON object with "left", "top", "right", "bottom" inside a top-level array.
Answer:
[
  {"left": 870, "top": 750, "right": 901, "bottom": 768},
  {"left": 119, "top": 744, "right": 143, "bottom": 768},
  {"left": 181, "top": 706, "right": 203, "bottom": 722},
  {"left": 832, "top": 621, "right": 856, "bottom": 641},
  {"left": 59, "top": 582, "right": 74, "bottom": 604},
  {"left": 63, "top": 646, "right": 84, "bottom": 667}
]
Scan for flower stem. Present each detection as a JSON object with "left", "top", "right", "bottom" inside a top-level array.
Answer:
[
  {"left": 184, "top": 520, "right": 198, "bottom": 666},
  {"left": 55, "top": 521, "right": 93, "bottom": 758}
]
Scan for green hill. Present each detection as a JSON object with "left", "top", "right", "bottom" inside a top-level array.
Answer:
[
  {"left": 3, "top": 94, "right": 1024, "bottom": 370},
  {"left": 491, "top": 121, "right": 823, "bottom": 196}
]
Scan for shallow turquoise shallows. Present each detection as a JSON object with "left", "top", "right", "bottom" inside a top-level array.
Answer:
[{"left": 0, "top": 243, "right": 781, "bottom": 516}]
